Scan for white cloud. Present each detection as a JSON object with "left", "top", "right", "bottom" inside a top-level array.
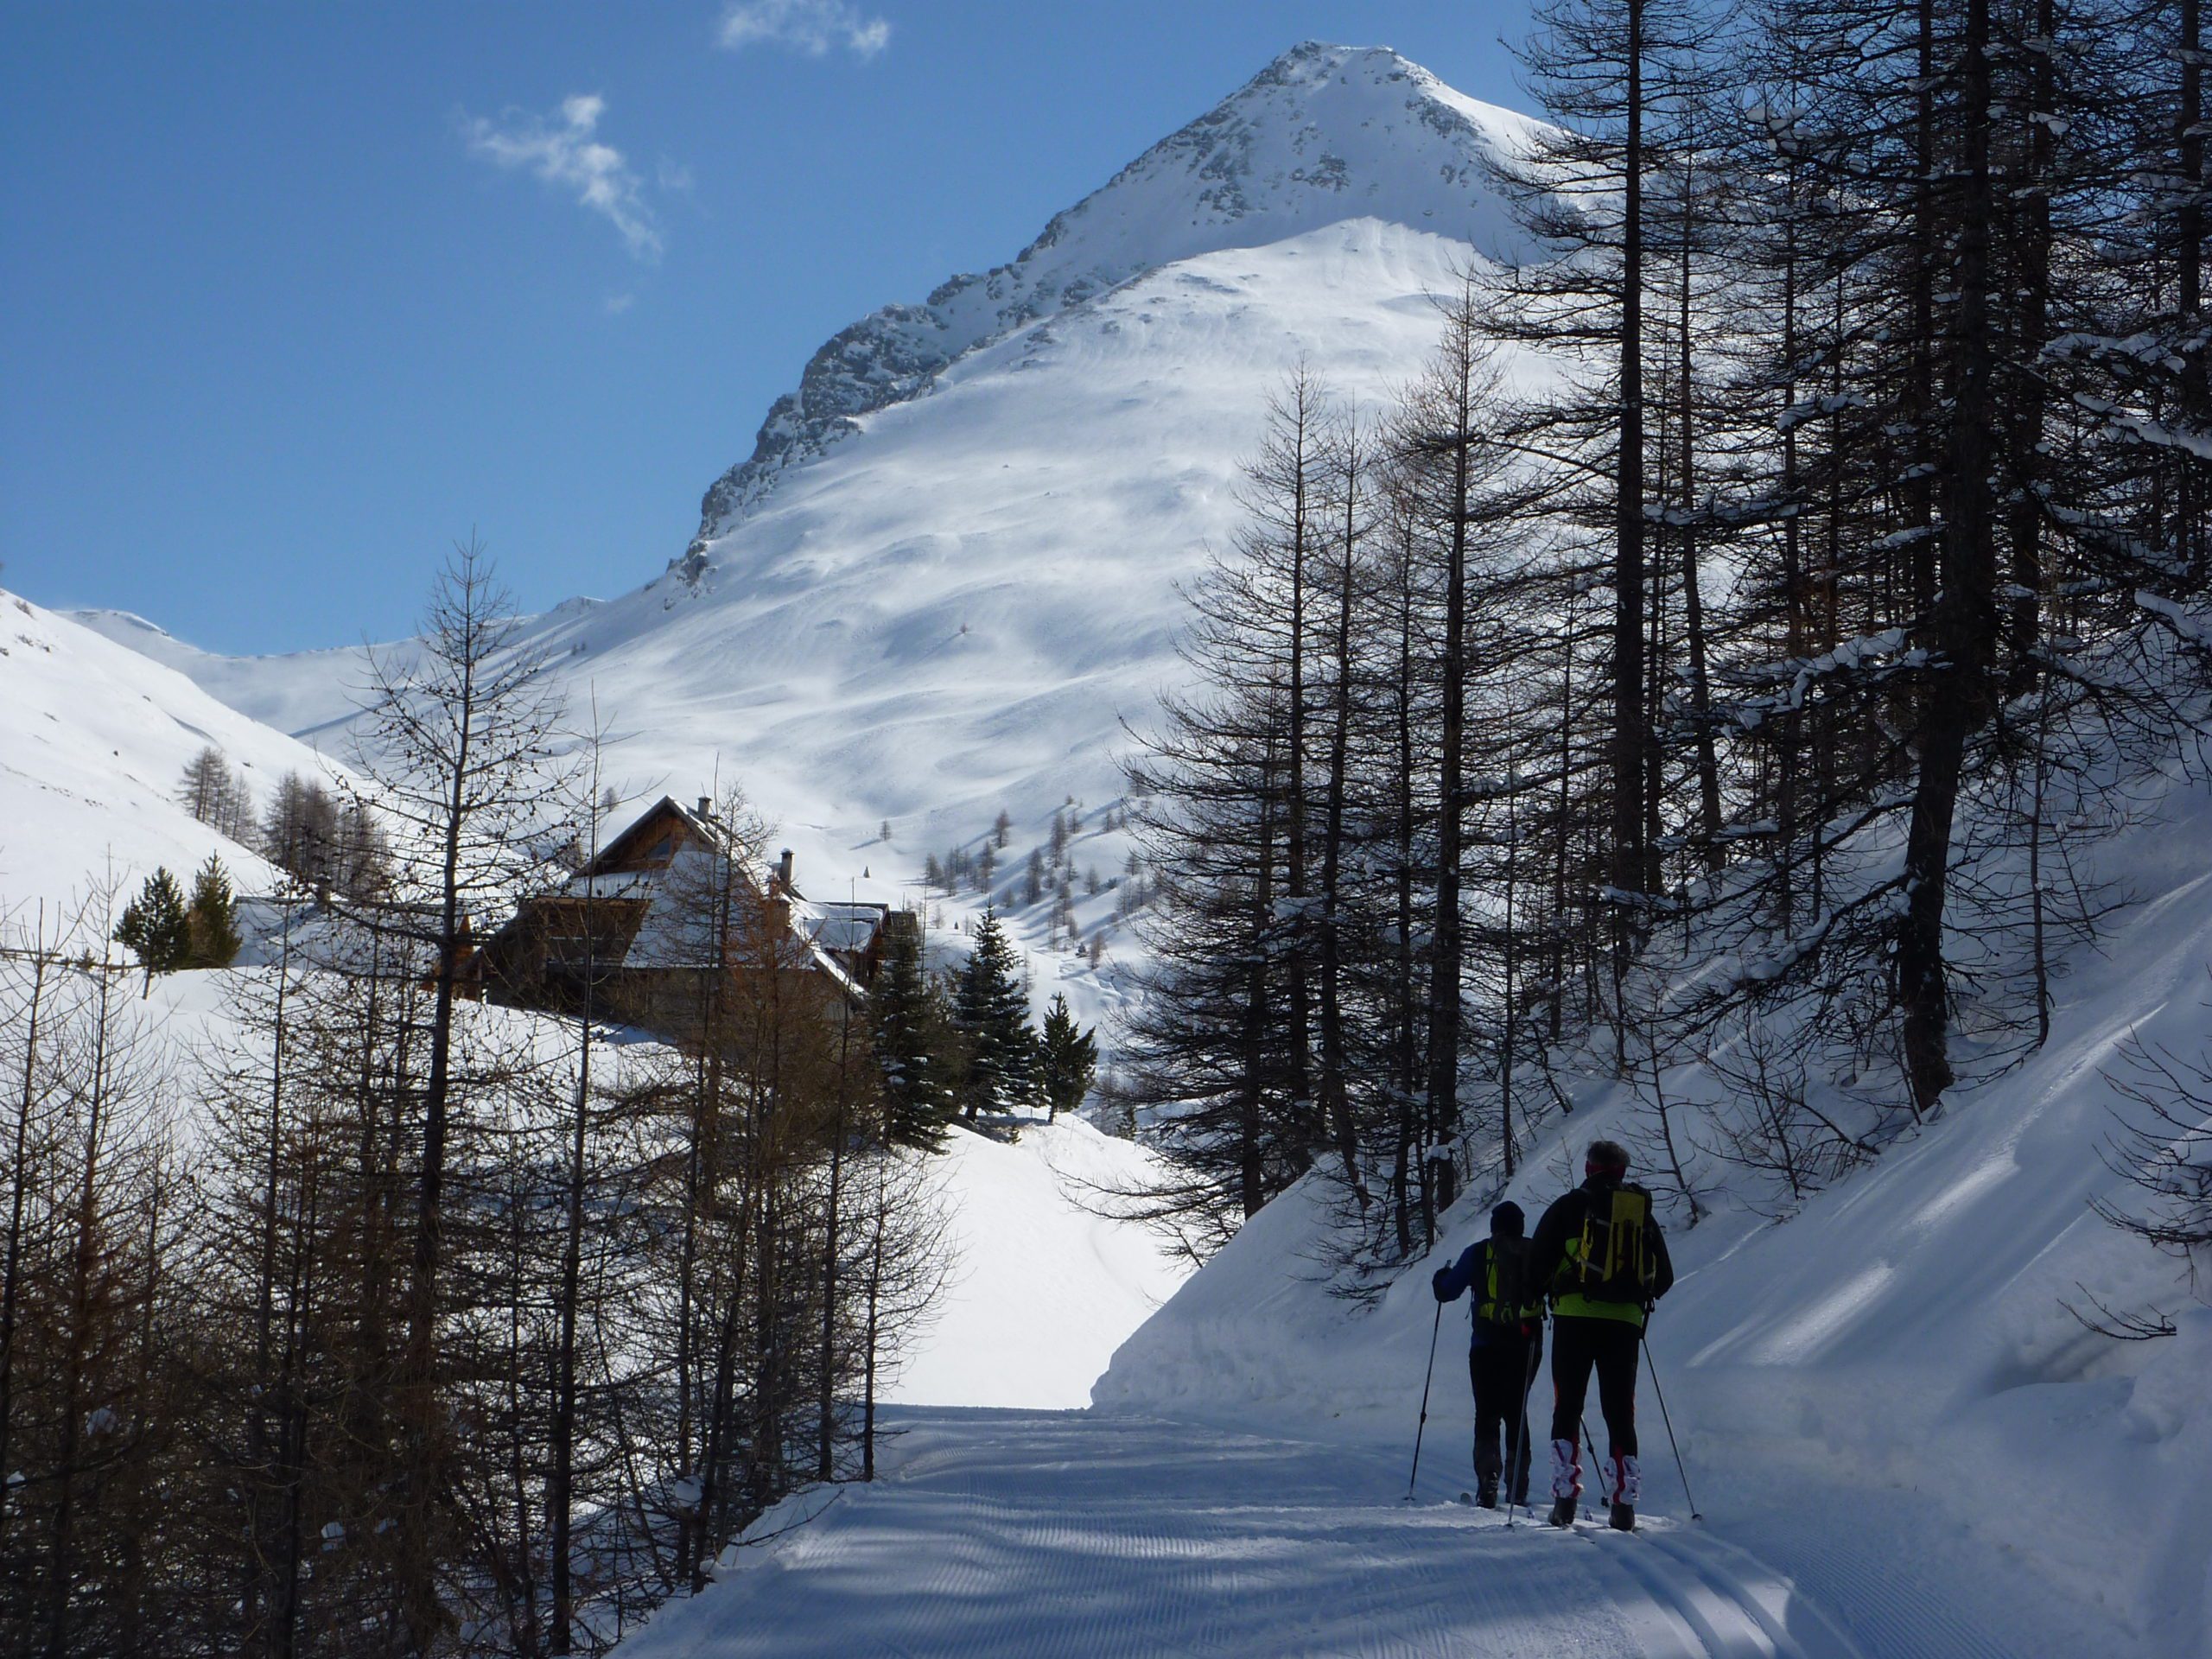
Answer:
[
  {"left": 464, "top": 93, "right": 663, "bottom": 260},
  {"left": 604, "top": 292, "right": 635, "bottom": 315},
  {"left": 717, "top": 0, "right": 890, "bottom": 59}
]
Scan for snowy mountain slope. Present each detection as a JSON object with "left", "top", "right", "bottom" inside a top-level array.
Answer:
[
  {"left": 79, "top": 221, "right": 1528, "bottom": 953},
  {"left": 67, "top": 605, "right": 398, "bottom": 741},
  {"left": 1094, "top": 770, "right": 2212, "bottom": 1658},
  {"left": 72, "top": 45, "right": 1554, "bottom": 983},
  {"left": 683, "top": 41, "right": 1542, "bottom": 547},
  {"left": 0, "top": 588, "right": 344, "bottom": 906}
]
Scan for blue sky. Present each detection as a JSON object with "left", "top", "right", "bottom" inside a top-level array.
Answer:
[{"left": 1, "top": 2, "right": 1535, "bottom": 654}]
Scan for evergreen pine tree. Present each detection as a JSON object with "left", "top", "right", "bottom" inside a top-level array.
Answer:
[
  {"left": 872, "top": 918, "right": 958, "bottom": 1150},
  {"left": 954, "top": 910, "right": 1035, "bottom": 1117},
  {"left": 114, "top": 867, "right": 190, "bottom": 989},
  {"left": 993, "top": 810, "right": 1013, "bottom": 849},
  {"left": 1038, "top": 993, "right": 1098, "bottom": 1123},
  {"left": 1024, "top": 849, "right": 1046, "bottom": 906},
  {"left": 184, "top": 855, "right": 243, "bottom": 968}
]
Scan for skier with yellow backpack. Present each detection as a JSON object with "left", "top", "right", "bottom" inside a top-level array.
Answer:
[
  {"left": 1526, "top": 1139, "right": 1674, "bottom": 1530},
  {"left": 1430, "top": 1201, "right": 1546, "bottom": 1509}
]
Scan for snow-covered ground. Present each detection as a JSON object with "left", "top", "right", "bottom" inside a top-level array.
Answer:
[
  {"left": 886, "top": 1115, "right": 1191, "bottom": 1409},
  {"left": 615, "top": 1409, "right": 1875, "bottom": 1659}
]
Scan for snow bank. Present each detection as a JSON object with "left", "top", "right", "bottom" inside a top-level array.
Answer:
[{"left": 890, "top": 1115, "right": 1191, "bottom": 1408}]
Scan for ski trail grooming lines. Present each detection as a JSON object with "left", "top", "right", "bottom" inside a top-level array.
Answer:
[{"left": 1406, "top": 1300, "right": 1442, "bottom": 1501}]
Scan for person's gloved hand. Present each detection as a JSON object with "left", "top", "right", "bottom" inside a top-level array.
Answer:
[
  {"left": 1517, "top": 1320, "right": 1539, "bottom": 1341},
  {"left": 1432, "top": 1270, "right": 1453, "bottom": 1303}
]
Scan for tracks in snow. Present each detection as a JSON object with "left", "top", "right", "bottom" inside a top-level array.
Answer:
[{"left": 619, "top": 1408, "right": 1869, "bottom": 1659}]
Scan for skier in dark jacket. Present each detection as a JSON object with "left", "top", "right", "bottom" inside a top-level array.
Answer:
[
  {"left": 1526, "top": 1139, "right": 1675, "bottom": 1530},
  {"left": 1431, "top": 1201, "right": 1545, "bottom": 1509}
]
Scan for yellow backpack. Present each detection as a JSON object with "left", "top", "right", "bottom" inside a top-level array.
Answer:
[{"left": 1572, "top": 1184, "right": 1656, "bottom": 1304}]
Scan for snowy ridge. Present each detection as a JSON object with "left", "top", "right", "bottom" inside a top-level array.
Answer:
[
  {"left": 65, "top": 605, "right": 399, "bottom": 741},
  {"left": 682, "top": 40, "right": 1539, "bottom": 554}
]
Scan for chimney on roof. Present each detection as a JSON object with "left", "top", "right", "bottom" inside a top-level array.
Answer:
[
  {"left": 778, "top": 848, "right": 795, "bottom": 892},
  {"left": 696, "top": 796, "right": 712, "bottom": 819}
]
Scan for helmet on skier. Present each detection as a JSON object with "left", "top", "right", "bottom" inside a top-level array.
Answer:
[{"left": 1491, "top": 1201, "right": 1525, "bottom": 1238}]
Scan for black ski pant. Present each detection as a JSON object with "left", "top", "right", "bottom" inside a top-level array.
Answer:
[
  {"left": 1548, "top": 1315, "right": 1639, "bottom": 1458},
  {"left": 1469, "top": 1337, "right": 1540, "bottom": 1500}
]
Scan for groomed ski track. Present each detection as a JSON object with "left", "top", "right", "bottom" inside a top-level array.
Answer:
[{"left": 617, "top": 1409, "right": 1921, "bottom": 1659}]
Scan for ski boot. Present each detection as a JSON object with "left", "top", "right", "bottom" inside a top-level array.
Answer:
[
  {"left": 1606, "top": 1454, "right": 1640, "bottom": 1532},
  {"left": 1547, "top": 1495, "right": 1576, "bottom": 1528},
  {"left": 1476, "top": 1478, "right": 1498, "bottom": 1510}
]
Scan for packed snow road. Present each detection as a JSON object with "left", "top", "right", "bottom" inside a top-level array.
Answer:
[{"left": 619, "top": 1408, "right": 1890, "bottom": 1659}]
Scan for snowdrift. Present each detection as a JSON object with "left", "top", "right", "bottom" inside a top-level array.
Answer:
[{"left": 1095, "top": 773, "right": 2212, "bottom": 1659}]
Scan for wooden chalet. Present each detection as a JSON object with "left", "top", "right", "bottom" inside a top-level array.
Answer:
[{"left": 477, "top": 795, "right": 911, "bottom": 1038}]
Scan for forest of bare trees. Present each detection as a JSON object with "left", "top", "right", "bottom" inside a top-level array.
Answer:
[
  {"left": 0, "top": 548, "right": 950, "bottom": 1657},
  {"left": 1122, "top": 0, "right": 2212, "bottom": 1277}
]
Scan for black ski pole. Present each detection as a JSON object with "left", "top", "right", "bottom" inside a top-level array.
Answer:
[
  {"left": 1581, "top": 1417, "right": 1612, "bottom": 1506},
  {"left": 1503, "top": 1331, "right": 1541, "bottom": 1529},
  {"left": 1642, "top": 1332, "right": 1701, "bottom": 1520},
  {"left": 1405, "top": 1301, "right": 1443, "bottom": 1503}
]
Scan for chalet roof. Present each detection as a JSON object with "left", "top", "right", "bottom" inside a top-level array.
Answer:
[{"left": 548, "top": 795, "right": 864, "bottom": 997}]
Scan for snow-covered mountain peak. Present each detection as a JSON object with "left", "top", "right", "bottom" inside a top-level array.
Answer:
[{"left": 683, "top": 42, "right": 1535, "bottom": 556}]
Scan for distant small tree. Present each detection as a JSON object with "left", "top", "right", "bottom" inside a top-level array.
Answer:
[
  {"left": 873, "top": 920, "right": 959, "bottom": 1151},
  {"left": 178, "top": 746, "right": 256, "bottom": 842},
  {"left": 977, "top": 844, "right": 996, "bottom": 892},
  {"left": 1049, "top": 811, "right": 1069, "bottom": 868},
  {"left": 215, "top": 763, "right": 256, "bottom": 842},
  {"left": 177, "top": 746, "right": 228, "bottom": 822},
  {"left": 115, "top": 868, "right": 189, "bottom": 989},
  {"left": 924, "top": 852, "right": 944, "bottom": 892},
  {"left": 261, "top": 771, "right": 340, "bottom": 889},
  {"left": 183, "top": 855, "right": 243, "bottom": 968},
  {"left": 332, "top": 798, "right": 393, "bottom": 902},
  {"left": 1051, "top": 876, "right": 1075, "bottom": 947},
  {"left": 1037, "top": 994, "right": 1097, "bottom": 1123},
  {"left": 993, "top": 810, "right": 1012, "bottom": 849},
  {"left": 954, "top": 911, "right": 1034, "bottom": 1118},
  {"left": 880, "top": 818, "right": 893, "bottom": 842},
  {"left": 1023, "top": 849, "right": 1045, "bottom": 906}
]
